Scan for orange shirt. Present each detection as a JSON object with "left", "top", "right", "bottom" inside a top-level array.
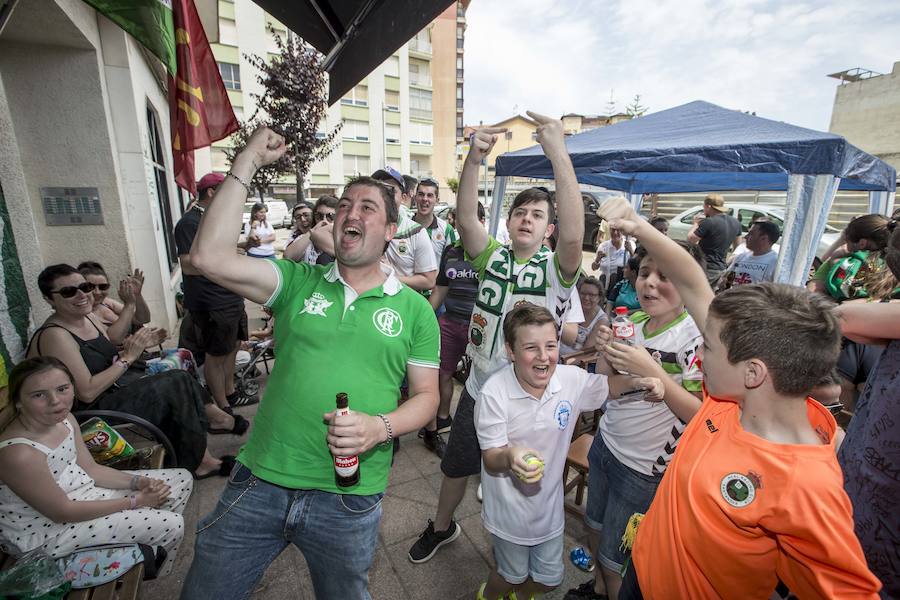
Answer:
[{"left": 633, "top": 391, "right": 881, "bottom": 599}]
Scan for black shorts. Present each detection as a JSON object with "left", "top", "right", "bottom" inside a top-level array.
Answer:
[
  {"left": 190, "top": 304, "right": 248, "bottom": 356},
  {"left": 440, "top": 387, "right": 482, "bottom": 478}
]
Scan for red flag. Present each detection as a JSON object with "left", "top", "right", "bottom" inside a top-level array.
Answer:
[{"left": 169, "top": 0, "right": 239, "bottom": 195}]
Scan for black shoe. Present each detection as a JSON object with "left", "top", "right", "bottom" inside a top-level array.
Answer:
[
  {"left": 422, "top": 429, "right": 446, "bottom": 458},
  {"left": 227, "top": 390, "right": 259, "bottom": 407},
  {"left": 408, "top": 519, "right": 461, "bottom": 563},
  {"left": 436, "top": 415, "right": 452, "bottom": 434},
  {"left": 563, "top": 580, "right": 608, "bottom": 600}
]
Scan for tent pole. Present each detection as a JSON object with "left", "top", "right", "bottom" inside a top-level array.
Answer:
[
  {"left": 489, "top": 177, "right": 507, "bottom": 237},
  {"left": 868, "top": 191, "right": 895, "bottom": 215},
  {"left": 775, "top": 174, "right": 840, "bottom": 286}
]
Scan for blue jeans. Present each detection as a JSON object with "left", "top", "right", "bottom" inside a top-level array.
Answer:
[{"left": 180, "top": 463, "right": 384, "bottom": 600}]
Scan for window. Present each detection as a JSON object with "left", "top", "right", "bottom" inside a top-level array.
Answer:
[
  {"left": 410, "top": 122, "right": 432, "bottom": 145},
  {"left": 410, "top": 29, "right": 431, "bottom": 53},
  {"left": 343, "top": 154, "right": 370, "bottom": 175},
  {"left": 456, "top": 57, "right": 463, "bottom": 69},
  {"left": 232, "top": 106, "right": 244, "bottom": 121},
  {"left": 342, "top": 119, "right": 369, "bottom": 141},
  {"left": 145, "top": 105, "right": 178, "bottom": 272},
  {"left": 219, "top": 18, "right": 237, "bottom": 45},
  {"left": 385, "top": 123, "right": 400, "bottom": 143},
  {"left": 457, "top": 68, "right": 463, "bottom": 79},
  {"left": 386, "top": 158, "right": 401, "bottom": 171},
  {"left": 457, "top": 127, "right": 464, "bottom": 139},
  {"left": 266, "top": 28, "right": 282, "bottom": 54},
  {"left": 409, "top": 88, "right": 432, "bottom": 119},
  {"left": 456, "top": 115, "right": 463, "bottom": 128},
  {"left": 457, "top": 38, "right": 464, "bottom": 49},
  {"left": 457, "top": 99, "right": 463, "bottom": 109},
  {"left": 456, "top": 87, "right": 463, "bottom": 99},
  {"left": 457, "top": 25, "right": 464, "bottom": 39},
  {"left": 340, "top": 85, "right": 368, "bottom": 106},
  {"left": 385, "top": 90, "right": 400, "bottom": 111},
  {"left": 385, "top": 55, "right": 400, "bottom": 77},
  {"left": 409, "top": 61, "right": 430, "bottom": 86},
  {"left": 217, "top": 62, "right": 241, "bottom": 90}
]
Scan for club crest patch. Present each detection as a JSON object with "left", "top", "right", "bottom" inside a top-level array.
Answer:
[
  {"left": 373, "top": 308, "right": 403, "bottom": 337},
  {"left": 554, "top": 400, "right": 573, "bottom": 429},
  {"left": 299, "top": 292, "right": 332, "bottom": 317},
  {"left": 720, "top": 472, "right": 756, "bottom": 508}
]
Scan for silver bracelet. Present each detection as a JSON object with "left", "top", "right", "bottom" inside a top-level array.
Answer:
[
  {"left": 227, "top": 171, "right": 253, "bottom": 196},
  {"left": 376, "top": 414, "right": 393, "bottom": 448}
]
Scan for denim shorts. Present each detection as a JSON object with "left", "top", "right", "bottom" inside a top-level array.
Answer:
[
  {"left": 585, "top": 435, "right": 662, "bottom": 572},
  {"left": 491, "top": 533, "right": 564, "bottom": 587}
]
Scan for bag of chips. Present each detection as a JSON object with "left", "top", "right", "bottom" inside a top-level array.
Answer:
[{"left": 80, "top": 418, "right": 135, "bottom": 464}]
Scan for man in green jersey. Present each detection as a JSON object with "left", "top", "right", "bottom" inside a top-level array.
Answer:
[{"left": 180, "top": 127, "right": 439, "bottom": 600}]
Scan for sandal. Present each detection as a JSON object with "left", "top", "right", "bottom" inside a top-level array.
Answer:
[
  {"left": 193, "top": 455, "right": 236, "bottom": 480},
  {"left": 209, "top": 414, "right": 250, "bottom": 436}
]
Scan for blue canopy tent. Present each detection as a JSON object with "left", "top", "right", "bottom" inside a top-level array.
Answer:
[{"left": 492, "top": 101, "right": 896, "bottom": 285}]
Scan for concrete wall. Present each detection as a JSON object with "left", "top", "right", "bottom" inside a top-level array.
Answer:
[
  {"left": 430, "top": 4, "right": 458, "bottom": 201},
  {"left": 829, "top": 61, "right": 900, "bottom": 173}
]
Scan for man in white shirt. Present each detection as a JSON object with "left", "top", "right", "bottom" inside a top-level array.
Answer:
[{"left": 724, "top": 220, "right": 780, "bottom": 287}]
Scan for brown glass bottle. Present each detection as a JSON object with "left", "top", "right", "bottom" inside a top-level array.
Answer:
[{"left": 333, "top": 393, "right": 360, "bottom": 487}]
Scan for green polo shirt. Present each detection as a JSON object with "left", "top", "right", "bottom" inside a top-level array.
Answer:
[{"left": 236, "top": 260, "right": 440, "bottom": 494}]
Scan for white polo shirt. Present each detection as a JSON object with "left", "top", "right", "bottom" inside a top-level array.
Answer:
[
  {"left": 475, "top": 364, "right": 609, "bottom": 544},
  {"left": 385, "top": 213, "right": 438, "bottom": 278}
]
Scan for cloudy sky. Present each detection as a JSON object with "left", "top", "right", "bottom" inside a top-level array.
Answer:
[{"left": 462, "top": 0, "right": 900, "bottom": 131}]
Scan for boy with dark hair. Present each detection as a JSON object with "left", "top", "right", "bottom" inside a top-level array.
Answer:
[
  {"left": 597, "top": 197, "right": 880, "bottom": 599},
  {"left": 476, "top": 304, "right": 662, "bottom": 600}
]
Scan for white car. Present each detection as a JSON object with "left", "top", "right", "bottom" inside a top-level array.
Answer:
[
  {"left": 241, "top": 198, "right": 290, "bottom": 229},
  {"left": 666, "top": 203, "right": 840, "bottom": 264}
]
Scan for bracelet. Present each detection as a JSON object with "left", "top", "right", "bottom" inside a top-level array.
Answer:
[
  {"left": 129, "top": 495, "right": 137, "bottom": 510},
  {"left": 115, "top": 357, "right": 130, "bottom": 370},
  {"left": 130, "top": 475, "right": 140, "bottom": 491},
  {"left": 376, "top": 414, "right": 393, "bottom": 448},
  {"left": 227, "top": 171, "right": 253, "bottom": 196}
]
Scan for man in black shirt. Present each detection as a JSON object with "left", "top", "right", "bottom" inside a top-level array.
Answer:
[
  {"left": 175, "top": 173, "right": 255, "bottom": 417},
  {"left": 688, "top": 193, "right": 742, "bottom": 286}
]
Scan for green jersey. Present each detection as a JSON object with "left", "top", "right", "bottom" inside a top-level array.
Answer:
[{"left": 237, "top": 260, "right": 440, "bottom": 495}]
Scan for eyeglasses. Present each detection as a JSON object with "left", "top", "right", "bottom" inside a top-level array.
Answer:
[
  {"left": 50, "top": 282, "right": 96, "bottom": 298},
  {"left": 315, "top": 212, "right": 335, "bottom": 222},
  {"left": 95, "top": 283, "right": 111, "bottom": 291}
]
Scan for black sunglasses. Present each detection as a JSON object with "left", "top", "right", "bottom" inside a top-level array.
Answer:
[
  {"left": 315, "top": 212, "right": 335, "bottom": 222},
  {"left": 50, "top": 282, "right": 96, "bottom": 298},
  {"left": 95, "top": 283, "right": 111, "bottom": 291}
]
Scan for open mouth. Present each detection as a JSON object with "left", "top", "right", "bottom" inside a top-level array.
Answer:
[
  {"left": 533, "top": 365, "right": 550, "bottom": 374},
  {"left": 342, "top": 225, "right": 362, "bottom": 241}
]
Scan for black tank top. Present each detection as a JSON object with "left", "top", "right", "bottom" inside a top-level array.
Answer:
[{"left": 27, "top": 317, "right": 118, "bottom": 375}]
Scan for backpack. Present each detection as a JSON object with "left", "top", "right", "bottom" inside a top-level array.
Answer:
[{"left": 825, "top": 251, "right": 870, "bottom": 301}]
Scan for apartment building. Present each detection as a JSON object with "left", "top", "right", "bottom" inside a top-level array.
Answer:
[{"left": 200, "top": 0, "right": 470, "bottom": 202}]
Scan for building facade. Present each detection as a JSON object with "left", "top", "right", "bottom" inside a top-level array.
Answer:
[{"left": 202, "top": 0, "right": 469, "bottom": 202}]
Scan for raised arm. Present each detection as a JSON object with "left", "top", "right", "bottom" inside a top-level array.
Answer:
[
  {"left": 457, "top": 127, "right": 506, "bottom": 258},
  {"left": 191, "top": 127, "right": 286, "bottom": 304},
  {"left": 527, "top": 111, "right": 583, "bottom": 280},
  {"left": 836, "top": 301, "right": 900, "bottom": 345},
  {"left": 599, "top": 197, "right": 714, "bottom": 330}
]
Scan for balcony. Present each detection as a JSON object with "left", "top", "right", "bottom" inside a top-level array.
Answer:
[
  {"left": 409, "top": 39, "right": 432, "bottom": 56},
  {"left": 409, "top": 74, "right": 432, "bottom": 88},
  {"left": 410, "top": 107, "right": 433, "bottom": 121}
]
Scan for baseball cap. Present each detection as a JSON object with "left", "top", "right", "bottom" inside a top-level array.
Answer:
[
  {"left": 197, "top": 172, "right": 226, "bottom": 193},
  {"left": 704, "top": 193, "right": 728, "bottom": 212},
  {"left": 371, "top": 166, "right": 404, "bottom": 189}
]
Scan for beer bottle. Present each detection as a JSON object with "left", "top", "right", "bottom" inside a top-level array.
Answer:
[{"left": 333, "top": 392, "right": 360, "bottom": 487}]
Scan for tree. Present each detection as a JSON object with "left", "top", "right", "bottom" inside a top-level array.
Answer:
[
  {"left": 626, "top": 94, "right": 648, "bottom": 118},
  {"left": 446, "top": 177, "right": 459, "bottom": 195},
  {"left": 226, "top": 27, "right": 340, "bottom": 206}
]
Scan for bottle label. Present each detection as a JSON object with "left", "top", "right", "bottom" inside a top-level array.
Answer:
[
  {"left": 613, "top": 322, "right": 635, "bottom": 340},
  {"left": 334, "top": 454, "right": 359, "bottom": 477}
]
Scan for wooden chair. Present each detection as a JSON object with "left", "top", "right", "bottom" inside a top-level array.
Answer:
[{"left": 563, "top": 433, "right": 594, "bottom": 516}]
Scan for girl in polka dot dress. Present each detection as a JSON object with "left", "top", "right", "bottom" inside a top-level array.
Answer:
[{"left": 0, "top": 357, "right": 192, "bottom": 576}]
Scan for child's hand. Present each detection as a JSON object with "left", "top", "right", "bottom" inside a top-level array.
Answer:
[
  {"left": 508, "top": 447, "right": 544, "bottom": 484},
  {"left": 632, "top": 377, "right": 665, "bottom": 402},
  {"left": 590, "top": 325, "right": 613, "bottom": 351},
  {"left": 597, "top": 197, "right": 644, "bottom": 236},
  {"left": 602, "top": 341, "right": 662, "bottom": 378}
]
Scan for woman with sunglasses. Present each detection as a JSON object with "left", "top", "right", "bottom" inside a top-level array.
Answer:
[
  {"left": 243, "top": 202, "right": 276, "bottom": 259},
  {"left": 26, "top": 264, "right": 243, "bottom": 479},
  {"left": 77, "top": 262, "right": 150, "bottom": 340}
]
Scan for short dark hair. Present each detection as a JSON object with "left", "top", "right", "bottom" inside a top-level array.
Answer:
[
  {"left": 502, "top": 303, "right": 556, "bottom": 348},
  {"left": 343, "top": 176, "right": 399, "bottom": 225},
  {"left": 508, "top": 188, "right": 555, "bottom": 224},
  {"left": 649, "top": 216, "right": 668, "bottom": 227},
  {"left": 752, "top": 220, "right": 781, "bottom": 244},
  {"left": 292, "top": 201, "right": 314, "bottom": 218},
  {"left": 77, "top": 261, "right": 107, "bottom": 279},
  {"left": 402, "top": 175, "right": 418, "bottom": 196},
  {"left": 709, "top": 283, "right": 840, "bottom": 395},
  {"left": 9, "top": 356, "right": 74, "bottom": 408},
  {"left": 579, "top": 276, "right": 602, "bottom": 293},
  {"left": 38, "top": 264, "right": 79, "bottom": 297},
  {"left": 416, "top": 178, "right": 440, "bottom": 198},
  {"left": 627, "top": 255, "right": 642, "bottom": 272},
  {"left": 314, "top": 195, "right": 338, "bottom": 211},
  {"left": 476, "top": 202, "right": 485, "bottom": 221},
  {"left": 635, "top": 240, "right": 706, "bottom": 272}
]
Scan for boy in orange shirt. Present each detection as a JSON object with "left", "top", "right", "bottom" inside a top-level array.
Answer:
[{"left": 597, "top": 197, "right": 881, "bottom": 599}]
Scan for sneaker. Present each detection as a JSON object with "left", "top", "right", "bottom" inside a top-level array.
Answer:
[
  {"left": 436, "top": 415, "right": 452, "bottom": 434},
  {"left": 476, "top": 483, "right": 483, "bottom": 502},
  {"left": 227, "top": 391, "right": 259, "bottom": 407},
  {"left": 422, "top": 430, "right": 446, "bottom": 458},
  {"left": 408, "top": 519, "right": 461, "bottom": 563},
  {"left": 562, "top": 580, "right": 607, "bottom": 600}
]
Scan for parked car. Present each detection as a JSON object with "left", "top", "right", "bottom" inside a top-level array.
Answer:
[
  {"left": 241, "top": 198, "right": 290, "bottom": 229},
  {"left": 666, "top": 203, "right": 840, "bottom": 263},
  {"left": 582, "top": 191, "right": 624, "bottom": 248}
]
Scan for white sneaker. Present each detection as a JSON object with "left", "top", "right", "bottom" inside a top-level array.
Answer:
[{"left": 476, "top": 482, "right": 483, "bottom": 502}]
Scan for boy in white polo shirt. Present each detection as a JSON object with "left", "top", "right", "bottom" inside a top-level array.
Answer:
[{"left": 474, "top": 305, "right": 663, "bottom": 600}]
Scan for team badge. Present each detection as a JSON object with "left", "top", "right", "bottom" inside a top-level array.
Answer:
[
  {"left": 299, "top": 292, "right": 332, "bottom": 317},
  {"left": 720, "top": 472, "right": 757, "bottom": 508},
  {"left": 470, "top": 313, "right": 487, "bottom": 347},
  {"left": 554, "top": 400, "right": 573, "bottom": 429},
  {"left": 373, "top": 308, "right": 403, "bottom": 337},
  {"left": 399, "top": 241, "right": 408, "bottom": 254}
]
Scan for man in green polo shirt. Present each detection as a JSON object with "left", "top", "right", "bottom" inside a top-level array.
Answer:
[{"left": 180, "top": 126, "right": 439, "bottom": 600}]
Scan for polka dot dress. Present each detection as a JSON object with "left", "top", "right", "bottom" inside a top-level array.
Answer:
[{"left": 0, "top": 420, "right": 193, "bottom": 576}]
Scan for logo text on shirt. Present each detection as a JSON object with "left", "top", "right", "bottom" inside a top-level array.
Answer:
[
  {"left": 373, "top": 308, "right": 403, "bottom": 337},
  {"left": 299, "top": 292, "right": 332, "bottom": 317}
]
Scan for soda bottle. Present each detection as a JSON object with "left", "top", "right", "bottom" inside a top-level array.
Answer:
[
  {"left": 611, "top": 306, "right": 636, "bottom": 346},
  {"left": 333, "top": 392, "right": 360, "bottom": 487}
]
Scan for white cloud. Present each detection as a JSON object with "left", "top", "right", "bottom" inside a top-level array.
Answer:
[{"left": 463, "top": 0, "right": 900, "bottom": 131}]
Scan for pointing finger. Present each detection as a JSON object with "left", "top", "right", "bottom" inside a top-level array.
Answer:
[
  {"left": 525, "top": 110, "right": 552, "bottom": 123},
  {"left": 475, "top": 127, "right": 508, "bottom": 135}
]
